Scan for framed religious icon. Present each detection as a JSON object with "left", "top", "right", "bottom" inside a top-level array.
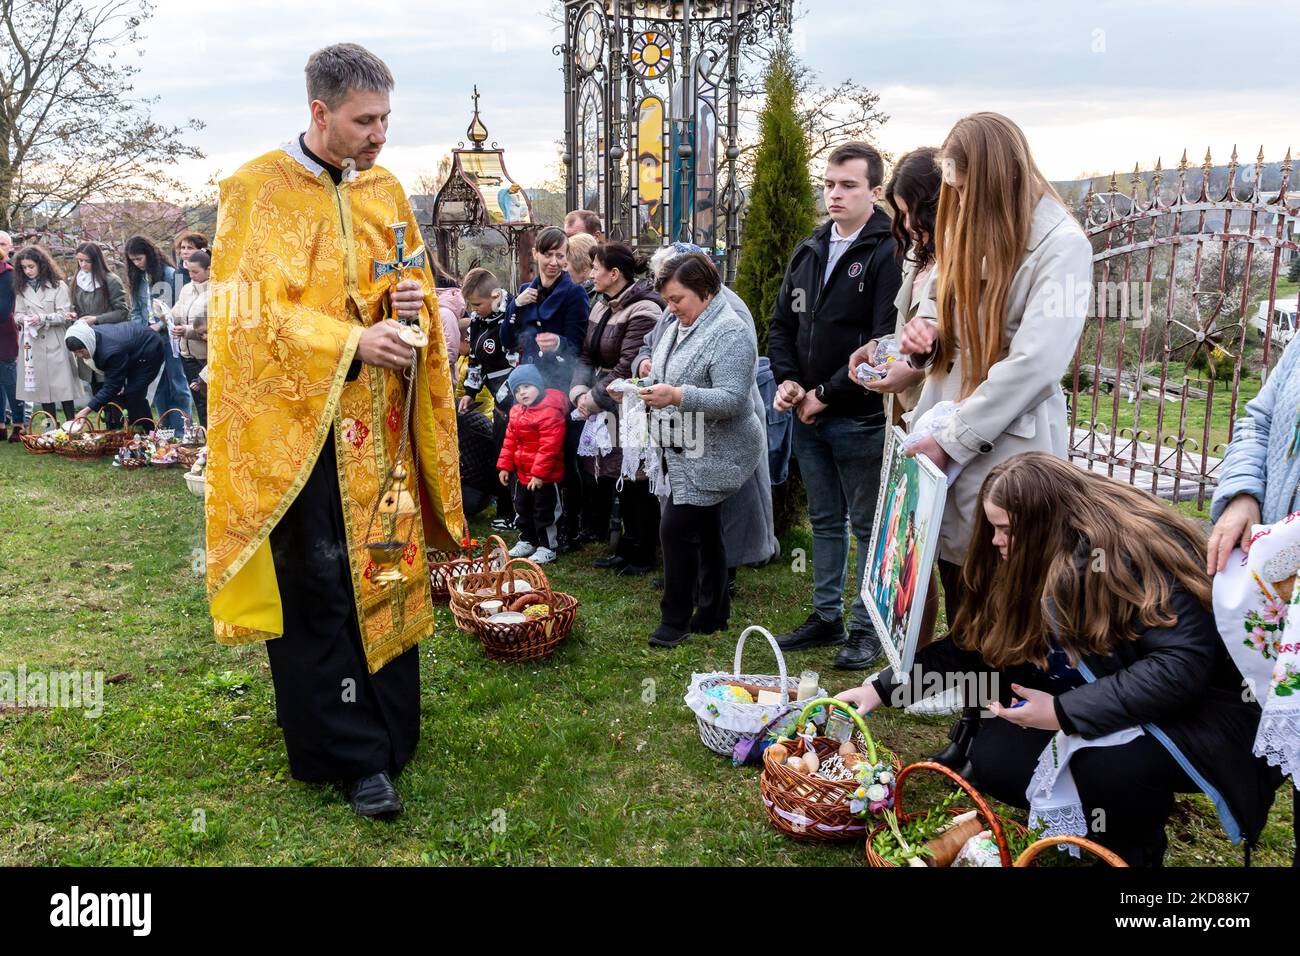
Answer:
[{"left": 861, "top": 426, "right": 948, "bottom": 681}]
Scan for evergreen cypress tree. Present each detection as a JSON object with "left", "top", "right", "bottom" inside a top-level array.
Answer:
[{"left": 734, "top": 38, "right": 817, "bottom": 353}]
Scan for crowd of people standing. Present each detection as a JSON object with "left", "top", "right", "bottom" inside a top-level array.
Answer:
[
  {"left": 0, "top": 230, "right": 209, "bottom": 439},
  {"left": 0, "top": 104, "right": 1291, "bottom": 864}
]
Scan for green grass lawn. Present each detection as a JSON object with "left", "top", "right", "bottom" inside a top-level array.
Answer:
[{"left": 0, "top": 444, "right": 1292, "bottom": 866}]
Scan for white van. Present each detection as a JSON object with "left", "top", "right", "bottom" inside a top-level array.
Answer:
[{"left": 1253, "top": 301, "right": 1298, "bottom": 345}]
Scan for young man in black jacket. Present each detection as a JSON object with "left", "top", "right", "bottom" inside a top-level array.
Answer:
[{"left": 768, "top": 142, "right": 903, "bottom": 668}]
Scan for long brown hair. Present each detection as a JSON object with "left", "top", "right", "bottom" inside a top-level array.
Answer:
[
  {"left": 933, "top": 112, "right": 1065, "bottom": 397},
  {"left": 14, "top": 245, "right": 64, "bottom": 289},
  {"left": 951, "top": 452, "right": 1211, "bottom": 669}
]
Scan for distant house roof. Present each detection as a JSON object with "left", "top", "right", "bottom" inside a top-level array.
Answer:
[{"left": 76, "top": 201, "right": 189, "bottom": 245}]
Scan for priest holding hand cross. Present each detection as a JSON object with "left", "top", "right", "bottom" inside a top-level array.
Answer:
[{"left": 204, "top": 43, "right": 464, "bottom": 819}]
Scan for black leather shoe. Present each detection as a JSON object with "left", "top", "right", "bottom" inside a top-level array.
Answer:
[
  {"left": 833, "top": 629, "right": 883, "bottom": 669},
  {"left": 345, "top": 771, "right": 403, "bottom": 819},
  {"left": 615, "top": 562, "right": 652, "bottom": 577},
  {"left": 689, "top": 613, "right": 728, "bottom": 635},
  {"left": 925, "top": 707, "right": 981, "bottom": 773},
  {"left": 592, "top": 554, "right": 625, "bottom": 570},
  {"left": 775, "top": 612, "right": 847, "bottom": 651},
  {"left": 648, "top": 624, "right": 691, "bottom": 648}
]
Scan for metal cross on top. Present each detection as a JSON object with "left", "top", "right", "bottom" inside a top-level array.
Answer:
[{"left": 373, "top": 221, "right": 429, "bottom": 348}]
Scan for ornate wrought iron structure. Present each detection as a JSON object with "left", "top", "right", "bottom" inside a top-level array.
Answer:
[
  {"left": 430, "top": 87, "right": 539, "bottom": 287},
  {"left": 557, "top": 0, "right": 792, "bottom": 281},
  {"left": 1070, "top": 146, "right": 1299, "bottom": 507}
]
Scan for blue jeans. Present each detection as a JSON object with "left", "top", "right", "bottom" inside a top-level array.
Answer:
[
  {"left": 152, "top": 345, "right": 192, "bottom": 432},
  {"left": 792, "top": 414, "right": 885, "bottom": 632},
  {"left": 0, "top": 360, "right": 24, "bottom": 426}
]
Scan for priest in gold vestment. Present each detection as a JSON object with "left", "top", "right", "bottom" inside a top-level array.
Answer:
[{"left": 204, "top": 43, "right": 463, "bottom": 817}]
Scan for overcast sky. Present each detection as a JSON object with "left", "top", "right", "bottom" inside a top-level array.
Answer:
[{"left": 135, "top": 0, "right": 1297, "bottom": 196}]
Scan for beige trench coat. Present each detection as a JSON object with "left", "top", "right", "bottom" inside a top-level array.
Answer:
[{"left": 910, "top": 194, "right": 1093, "bottom": 563}]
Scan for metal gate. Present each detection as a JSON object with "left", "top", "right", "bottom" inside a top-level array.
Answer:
[{"left": 1068, "top": 148, "right": 1299, "bottom": 509}]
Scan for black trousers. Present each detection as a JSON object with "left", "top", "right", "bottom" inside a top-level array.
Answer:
[
  {"left": 514, "top": 480, "right": 561, "bottom": 549},
  {"left": 266, "top": 432, "right": 420, "bottom": 783},
  {"left": 660, "top": 498, "right": 729, "bottom": 632},
  {"left": 181, "top": 355, "right": 206, "bottom": 426},
  {"left": 579, "top": 468, "right": 617, "bottom": 547},
  {"left": 968, "top": 716, "right": 1197, "bottom": 867},
  {"left": 616, "top": 478, "right": 659, "bottom": 567},
  {"left": 41, "top": 400, "right": 76, "bottom": 423},
  {"left": 492, "top": 407, "right": 514, "bottom": 519},
  {"left": 560, "top": 418, "right": 585, "bottom": 539}
]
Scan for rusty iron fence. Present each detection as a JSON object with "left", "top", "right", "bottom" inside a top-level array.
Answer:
[{"left": 1068, "top": 147, "right": 1299, "bottom": 508}]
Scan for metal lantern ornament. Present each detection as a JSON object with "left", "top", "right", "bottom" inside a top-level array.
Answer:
[
  {"left": 557, "top": 0, "right": 793, "bottom": 282},
  {"left": 430, "top": 87, "right": 539, "bottom": 289}
]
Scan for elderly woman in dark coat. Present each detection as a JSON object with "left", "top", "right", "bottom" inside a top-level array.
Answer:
[{"left": 570, "top": 242, "right": 666, "bottom": 574}]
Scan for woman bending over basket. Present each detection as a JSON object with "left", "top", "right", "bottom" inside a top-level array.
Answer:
[{"left": 835, "top": 451, "right": 1281, "bottom": 866}]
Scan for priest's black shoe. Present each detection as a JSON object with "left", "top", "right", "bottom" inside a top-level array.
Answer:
[
  {"left": 833, "top": 629, "right": 882, "bottom": 670},
  {"left": 615, "top": 562, "right": 652, "bottom": 577},
  {"left": 592, "top": 554, "right": 625, "bottom": 570},
  {"left": 775, "top": 612, "right": 847, "bottom": 651},
  {"left": 345, "top": 771, "right": 403, "bottom": 819},
  {"left": 648, "top": 624, "right": 691, "bottom": 648}
]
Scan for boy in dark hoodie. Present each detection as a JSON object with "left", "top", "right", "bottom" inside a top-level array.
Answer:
[
  {"left": 460, "top": 267, "right": 519, "bottom": 530},
  {"left": 497, "top": 364, "right": 567, "bottom": 564}
]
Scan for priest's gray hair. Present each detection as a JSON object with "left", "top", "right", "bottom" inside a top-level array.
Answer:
[{"left": 305, "top": 43, "right": 395, "bottom": 110}]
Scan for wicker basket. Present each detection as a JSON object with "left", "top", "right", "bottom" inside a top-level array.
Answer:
[
  {"left": 1014, "top": 835, "right": 1128, "bottom": 867},
  {"left": 427, "top": 536, "right": 500, "bottom": 603},
  {"left": 449, "top": 546, "right": 540, "bottom": 632},
  {"left": 93, "top": 403, "right": 133, "bottom": 453},
  {"left": 865, "top": 760, "right": 1016, "bottom": 867},
  {"left": 52, "top": 415, "right": 109, "bottom": 460},
  {"left": 760, "top": 697, "right": 899, "bottom": 843},
  {"left": 467, "top": 567, "right": 578, "bottom": 663},
  {"left": 684, "top": 625, "right": 815, "bottom": 757},
  {"left": 20, "top": 410, "right": 61, "bottom": 454}
]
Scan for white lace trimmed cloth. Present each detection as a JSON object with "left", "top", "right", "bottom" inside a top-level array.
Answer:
[
  {"left": 1211, "top": 511, "right": 1300, "bottom": 785},
  {"left": 1026, "top": 726, "right": 1145, "bottom": 856},
  {"left": 1255, "top": 567, "right": 1300, "bottom": 781},
  {"left": 606, "top": 378, "right": 672, "bottom": 496}
]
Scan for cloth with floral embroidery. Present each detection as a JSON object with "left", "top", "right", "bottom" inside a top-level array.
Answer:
[{"left": 1211, "top": 509, "right": 1300, "bottom": 706}]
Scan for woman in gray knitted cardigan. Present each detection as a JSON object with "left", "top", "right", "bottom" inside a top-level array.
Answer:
[{"left": 640, "top": 253, "right": 763, "bottom": 647}]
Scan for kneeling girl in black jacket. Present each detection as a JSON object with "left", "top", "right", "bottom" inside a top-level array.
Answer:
[{"left": 836, "top": 451, "right": 1280, "bottom": 866}]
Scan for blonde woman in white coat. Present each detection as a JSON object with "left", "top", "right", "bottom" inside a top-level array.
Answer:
[
  {"left": 13, "top": 246, "right": 81, "bottom": 422},
  {"left": 895, "top": 113, "right": 1092, "bottom": 771}
]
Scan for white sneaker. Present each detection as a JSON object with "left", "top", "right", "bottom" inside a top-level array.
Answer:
[
  {"left": 904, "top": 686, "right": 963, "bottom": 716},
  {"left": 530, "top": 546, "right": 557, "bottom": 565},
  {"left": 508, "top": 540, "right": 536, "bottom": 558}
]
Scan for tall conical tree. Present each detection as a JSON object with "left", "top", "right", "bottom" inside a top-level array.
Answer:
[{"left": 734, "top": 37, "right": 817, "bottom": 353}]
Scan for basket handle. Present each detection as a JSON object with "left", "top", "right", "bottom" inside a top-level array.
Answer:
[
  {"left": 131, "top": 416, "right": 157, "bottom": 434},
  {"left": 484, "top": 534, "right": 510, "bottom": 569},
  {"left": 893, "top": 760, "right": 1012, "bottom": 867},
  {"left": 158, "top": 407, "right": 192, "bottom": 428},
  {"left": 1013, "top": 835, "right": 1128, "bottom": 867},
  {"left": 492, "top": 557, "right": 553, "bottom": 605},
  {"left": 731, "top": 625, "right": 788, "bottom": 697},
  {"left": 790, "top": 697, "right": 878, "bottom": 765},
  {"left": 96, "top": 402, "right": 127, "bottom": 432},
  {"left": 27, "top": 409, "right": 59, "bottom": 434}
]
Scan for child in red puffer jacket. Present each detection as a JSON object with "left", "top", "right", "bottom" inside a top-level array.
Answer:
[{"left": 497, "top": 364, "right": 568, "bottom": 564}]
